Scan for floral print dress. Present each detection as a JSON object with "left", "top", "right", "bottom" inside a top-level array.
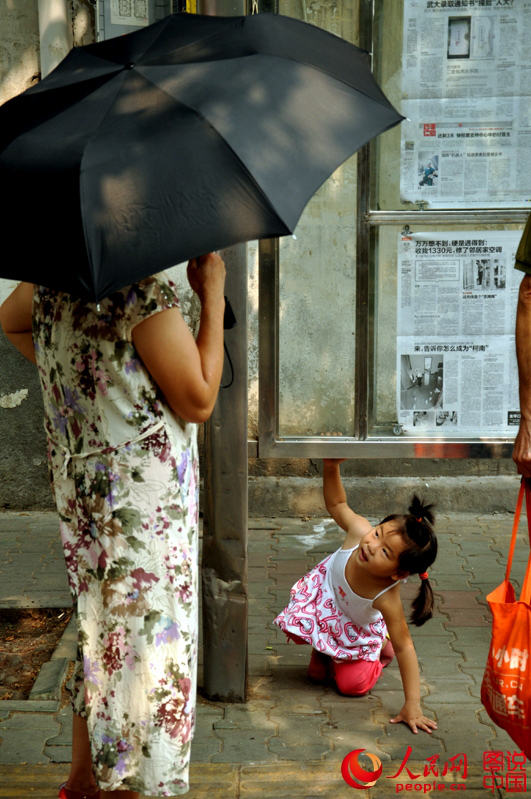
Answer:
[{"left": 32, "top": 274, "right": 199, "bottom": 796}]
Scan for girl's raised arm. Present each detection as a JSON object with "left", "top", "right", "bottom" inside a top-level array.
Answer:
[{"left": 322, "top": 459, "right": 371, "bottom": 544}]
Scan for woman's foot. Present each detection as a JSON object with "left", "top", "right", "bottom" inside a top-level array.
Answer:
[
  {"left": 308, "top": 649, "right": 329, "bottom": 682},
  {"left": 58, "top": 782, "right": 100, "bottom": 799}
]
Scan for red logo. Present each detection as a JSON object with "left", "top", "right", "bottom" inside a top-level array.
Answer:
[
  {"left": 423, "top": 123, "right": 436, "bottom": 136},
  {"left": 341, "top": 749, "right": 383, "bottom": 789}
]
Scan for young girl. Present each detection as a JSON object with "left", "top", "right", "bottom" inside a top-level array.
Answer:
[{"left": 274, "top": 459, "right": 438, "bottom": 735}]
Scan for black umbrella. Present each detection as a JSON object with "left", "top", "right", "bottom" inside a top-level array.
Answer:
[{"left": 0, "top": 12, "right": 403, "bottom": 301}]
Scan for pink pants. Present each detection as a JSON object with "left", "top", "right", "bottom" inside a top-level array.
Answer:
[{"left": 286, "top": 633, "right": 394, "bottom": 696}]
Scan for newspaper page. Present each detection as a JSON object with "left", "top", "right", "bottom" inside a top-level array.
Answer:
[
  {"left": 400, "top": 0, "right": 531, "bottom": 208},
  {"left": 111, "top": 0, "right": 149, "bottom": 27},
  {"left": 397, "top": 230, "right": 522, "bottom": 435}
]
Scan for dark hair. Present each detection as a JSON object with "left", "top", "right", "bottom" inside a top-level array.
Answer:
[{"left": 381, "top": 495, "right": 437, "bottom": 627}]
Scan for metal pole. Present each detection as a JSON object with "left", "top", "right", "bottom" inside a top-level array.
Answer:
[
  {"left": 37, "top": 0, "right": 73, "bottom": 78},
  {"left": 197, "top": 0, "right": 249, "bottom": 701}
]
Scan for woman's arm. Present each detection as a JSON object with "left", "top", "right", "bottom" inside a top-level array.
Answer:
[
  {"left": 133, "top": 253, "right": 226, "bottom": 424},
  {"left": 513, "top": 273, "right": 531, "bottom": 477},
  {"left": 376, "top": 591, "right": 437, "bottom": 735},
  {"left": 0, "top": 282, "right": 36, "bottom": 364},
  {"left": 322, "top": 459, "right": 371, "bottom": 544}
]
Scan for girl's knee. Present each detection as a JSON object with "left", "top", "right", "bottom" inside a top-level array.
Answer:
[
  {"left": 334, "top": 672, "right": 370, "bottom": 696},
  {"left": 332, "top": 660, "right": 381, "bottom": 696}
]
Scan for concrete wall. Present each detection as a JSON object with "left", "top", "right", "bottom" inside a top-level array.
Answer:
[
  {"left": 0, "top": 1, "right": 49, "bottom": 509},
  {"left": 0, "top": 0, "right": 40, "bottom": 106},
  {"left": 0, "top": 2, "right": 96, "bottom": 509}
]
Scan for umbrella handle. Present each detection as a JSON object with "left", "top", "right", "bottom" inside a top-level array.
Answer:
[
  {"left": 220, "top": 298, "right": 236, "bottom": 390},
  {"left": 223, "top": 297, "right": 236, "bottom": 330}
]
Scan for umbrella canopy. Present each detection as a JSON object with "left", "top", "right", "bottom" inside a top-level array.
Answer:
[{"left": 0, "top": 12, "right": 403, "bottom": 301}]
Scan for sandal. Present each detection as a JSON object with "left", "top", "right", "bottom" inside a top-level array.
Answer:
[{"left": 58, "top": 783, "right": 100, "bottom": 799}]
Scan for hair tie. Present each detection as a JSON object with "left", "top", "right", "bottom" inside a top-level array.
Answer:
[
  {"left": 416, "top": 517, "right": 423, "bottom": 523},
  {"left": 419, "top": 572, "right": 429, "bottom": 581}
]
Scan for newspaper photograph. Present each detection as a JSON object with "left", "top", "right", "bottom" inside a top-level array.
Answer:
[
  {"left": 110, "top": 0, "right": 149, "bottom": 27},
  {"left": 396, "top": 230, "right": 522, "bottom": 436},
  {"left": 400, "top": 0, "right": 531, "bottom": 208}
]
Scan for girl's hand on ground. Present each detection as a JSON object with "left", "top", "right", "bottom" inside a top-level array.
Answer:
[{"left": 390, "top": 704, "right": 438, "bottom": 735}]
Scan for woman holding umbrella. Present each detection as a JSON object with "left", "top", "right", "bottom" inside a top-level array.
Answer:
[{"left": 0, "top": 252, "right": 226, "bottom": 798}]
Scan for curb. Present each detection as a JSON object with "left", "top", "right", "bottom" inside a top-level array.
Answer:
[
  {"left": 0, "top": 616, "right": 76, "bottom": 715},
  {"left": 248, "top": 475, "right": 522, "bottom": 516}
]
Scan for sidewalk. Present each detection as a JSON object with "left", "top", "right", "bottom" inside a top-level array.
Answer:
[{"left": 0, "top": 509, "right": 529, "bottom": 798}]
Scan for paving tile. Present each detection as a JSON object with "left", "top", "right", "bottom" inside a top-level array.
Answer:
[
  {"left": 0, "top": 713, "right": 60, "bottom": 764},
  {"left": 189, "top": 739, "right": 222, "bottom": 762},
  {"left": 212, "top": 729, "right": 277, "bottom": 763},
  {"left": 418, "top": 654, "right": 464, "bottom": 678},
  {"left": 43, "top": 744, "right": 71, "bottom": 763},
  {"left": 449, "top": 628, "right": 491, "bottom": 665},
  {"left": 47, "top": 707, "right": 73, "bottom": 750},
  {"left": 434, "top": 590, "right": 485, "bottom": 608},
  {"left": 239, "top": 762, "right": 351, "bottom": 798},
  {"left": 430, "top": 574, "right": 474, "bottom": 590},
  {"left": 1, "top": 508, "right": 527, "bottom": 793},
  {"left": 410, "top": 619, "right": 456, "bottom": 638},
  {"left": 373, "top": 718, "right": 448, "bottom": 759},
  {"left": 441, "top": 608, "right": 490, "bottom": 626},
  {"left": 427, "top": 708, "right": 500, "bottom": 761},
  {"left": 370, "top": 665, "right": 404, "bottom": 692},
  {"left": 248, "top": 654, "right": 276, "bottom": 675},
  {"left": 0, "top": 700, "right": 59, "bottom": 713},
  {"left": 248, "top": 518, "right": 282, "bottom": 529},
  {"left": 214, "top": 705, "right": 276, "bottom": 732},
  {"left": 318, "top": 696, "right": 389, "bottom": 759}
]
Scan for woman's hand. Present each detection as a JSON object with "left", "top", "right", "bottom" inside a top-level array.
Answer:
[
  {"left": 187, "top": 253, "right": 226, "bottom": 303},
  {"left": 390, "top": 702, "right": 438, "bottom": 735},
  {"left": 323, "top": 458, "right": 347, "bottom": 466}
]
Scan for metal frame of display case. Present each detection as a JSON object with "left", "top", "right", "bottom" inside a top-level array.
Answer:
[{"left": 257, "top": 0, "right": 527, "bottom": 460}]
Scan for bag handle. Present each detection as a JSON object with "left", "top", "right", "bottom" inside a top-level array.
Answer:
[
  {"left": 506, "top": 479, "right": 531, "bottom": 604},
  {"left": 521, "top": 479, "right": 531, "bottom": 603},
  {"left": 505, "top": 479, "right": 525, "bottom": 584}
]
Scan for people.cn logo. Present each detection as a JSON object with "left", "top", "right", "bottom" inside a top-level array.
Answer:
[{"left": 341, "top": 748, "right": 383, "bottom": 789}]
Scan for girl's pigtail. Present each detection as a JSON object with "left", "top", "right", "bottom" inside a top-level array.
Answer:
[
  {"left": 391, "top": 494, "right": 437, "bottom": 626},
  {"left": 410, "top": 576, "right": 434, "bottom": 627}
]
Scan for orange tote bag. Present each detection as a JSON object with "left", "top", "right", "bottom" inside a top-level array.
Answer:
[{"left": 481, "top": 480, "right": 531, "bottom": 758}]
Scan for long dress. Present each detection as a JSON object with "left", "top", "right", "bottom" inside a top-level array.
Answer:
[{"left": 32, "top": 274, "right": 199, "bottom": 796}]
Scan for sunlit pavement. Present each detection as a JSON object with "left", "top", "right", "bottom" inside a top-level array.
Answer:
[{"left": 0, "top": 511, "right": 528, "bottom": 797}]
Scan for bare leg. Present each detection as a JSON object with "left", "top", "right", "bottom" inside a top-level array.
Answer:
[
  {"left": 65, "top": 713, "right": 99, "bottom": 793},
  {"left": 66, "top": 714, "right": 140, "bottom": 797}
]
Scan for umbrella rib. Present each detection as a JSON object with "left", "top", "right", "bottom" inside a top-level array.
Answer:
[
  {"left": 77, "top": 70, "right": 133, "bottom": 294},
  {"left": 141, "top": 15, "right": 395, "bottom": 109},
  {"left": 140, "top": 15, "right": 243, "bottom": 65},
  {"left": 136, "top": 69, "right": 293, "bottom": 234},
  {"left": 277, "top": 53, "right": 400, "bottom": 110},
  {"left": 137, "top": 13, "right": 399, "bottom": 110}
]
